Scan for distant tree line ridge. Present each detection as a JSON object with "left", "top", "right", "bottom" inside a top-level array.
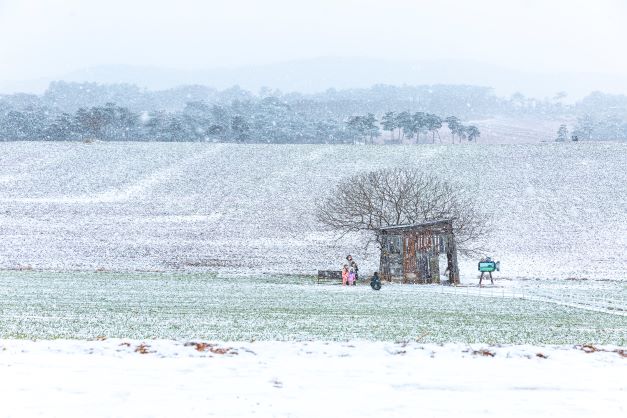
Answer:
[
  {"left": 0, "top": 81, "right": 524, "bottom": 117},
  {"left": 0, "top": 99, "right": 480, "bottom": 144},
  {"left": 570, "top": 115, "right": 627, "bottom": 142},
  {"left": 349, "top": 112, "right": 480, "bottom": 144},
  {"left": 0, "top": 82, "right": 625, "bottom": 142}
]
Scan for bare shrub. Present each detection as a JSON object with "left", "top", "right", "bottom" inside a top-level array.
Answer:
[{"left": 315, "top": 168, "right": 489, "bottom": 255}]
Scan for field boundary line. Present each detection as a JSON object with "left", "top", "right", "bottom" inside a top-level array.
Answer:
[{"left": 429, "top": 285, "right": 627, "bottom": 317}]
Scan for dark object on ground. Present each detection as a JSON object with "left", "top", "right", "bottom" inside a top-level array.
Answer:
[
  {"left": 370, "top": 272, "right": 382, "bottom": 291},
  {"left": 317, "top": 270, "right": 343, "bottom": 284}
]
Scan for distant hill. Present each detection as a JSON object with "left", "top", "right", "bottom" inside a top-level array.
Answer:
[{"left": 2, "top": 57, "right": 627, "bottom": 100}]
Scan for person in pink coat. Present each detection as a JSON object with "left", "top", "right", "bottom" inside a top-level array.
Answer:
[
  {"left": 348, "top": 267, "right": 356, "bottom": 286},
  {"left": 341, "top": 264, "right": 349, "bottom": 286}
]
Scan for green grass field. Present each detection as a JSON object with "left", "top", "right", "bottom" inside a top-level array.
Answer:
[{"left": 1, "top": 271, "right": 625, "bottom": 344}]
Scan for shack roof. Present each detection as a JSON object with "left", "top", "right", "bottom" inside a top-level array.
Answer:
[{"left": 378, "top": 219, "right": 453, "bottom": 233}]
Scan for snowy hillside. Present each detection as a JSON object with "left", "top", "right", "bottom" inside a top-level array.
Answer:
[{"left": 0, "top": 141, "right": 625, "bottom": 281}]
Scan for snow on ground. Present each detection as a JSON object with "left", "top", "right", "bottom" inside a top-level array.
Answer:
[
  {"left": 0, "top": 339, "right": 624, "bottom": 418},
  {"left": 468, "top": 117, "right": 566, "bottom": 144},
  {"left": 1, "top": 141, "right": 625, "bottom": 417},
  {"left": 0, "top": 141, "right": 626, "bottom": 281}
]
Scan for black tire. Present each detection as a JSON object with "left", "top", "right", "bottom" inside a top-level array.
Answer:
[{"left": 371, "top": 281, "right": 381, "bottom": 291}]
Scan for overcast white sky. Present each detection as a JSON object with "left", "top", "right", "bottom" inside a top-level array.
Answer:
[{"left": 0, "top": 0, "right": 626, "bottom": 84}]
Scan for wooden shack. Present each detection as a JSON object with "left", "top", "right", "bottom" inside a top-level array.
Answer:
[{"left": 378, "top": 219, "right": 460, "bottom": 284}]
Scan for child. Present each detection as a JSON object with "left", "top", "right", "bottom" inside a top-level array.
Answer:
[
  {"left": 346, "top": 255, "right": 359, "bottom": 282},
  {"left": 348, "top": 268, "right": 356, "bottom": 286},
  {"left": 342, "top": 264, "right": 349, "bottom": 286}
]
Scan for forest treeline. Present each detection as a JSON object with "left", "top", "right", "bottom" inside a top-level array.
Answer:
[
  {"left": 0, "top": 99, "right": 479, "bottom": 144},
  {"left": 0, "top": 82, "right": 625, "bottom": 142}
]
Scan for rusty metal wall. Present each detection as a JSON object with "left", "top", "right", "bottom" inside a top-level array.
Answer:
[{"left": 379, "top": 220, "right": 459, "bottom": 284}]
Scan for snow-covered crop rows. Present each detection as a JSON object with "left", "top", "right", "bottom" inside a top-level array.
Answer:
[
  {"left": 1, "top": 272, "right": 624, "bottom": 344},
  {"left": 0, "top": 141, "right": 626, "bottom": 282}
]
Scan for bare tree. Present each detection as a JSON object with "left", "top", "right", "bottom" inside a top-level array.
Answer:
[{"left": 316, "top": 168, "right": 489, "bottom": 255}]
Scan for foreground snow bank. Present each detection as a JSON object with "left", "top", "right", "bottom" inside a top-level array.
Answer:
[{"left": 1, "top": 340, "right": 625, "bottom": 417}]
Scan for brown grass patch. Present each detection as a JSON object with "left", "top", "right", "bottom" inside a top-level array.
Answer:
[
  {"left": 184, "top": 341, "right": 238, "bottom": 355},
  {"left": 134, "top": 343, "right": 152, "bottom": 354}
]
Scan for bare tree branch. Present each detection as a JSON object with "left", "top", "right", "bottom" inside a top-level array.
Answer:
[{"left": 315, "top": 168, "right": 491, "bottom": 255}]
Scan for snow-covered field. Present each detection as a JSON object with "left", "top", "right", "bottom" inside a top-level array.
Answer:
[
  {"left": 1, "top": 141, "right": 626, "bottom": 281},
  {"left": 1, "top": 339, "right": 625, "bottom": 418},
  {"left": 1, "top": 141, "right": 625, "bottom": 416},
  {"left": 470, "top": 117, "right": 566, "bottom": 144},
  {"left": 1, "top": 272, "right": 624, "bottom": 343}
]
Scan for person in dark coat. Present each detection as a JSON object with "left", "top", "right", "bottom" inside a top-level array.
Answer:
[{"left": 370, "top": 272, "right": 382, "bottom": 290}]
